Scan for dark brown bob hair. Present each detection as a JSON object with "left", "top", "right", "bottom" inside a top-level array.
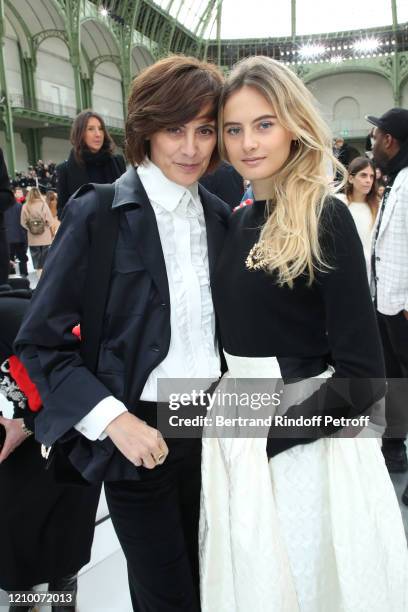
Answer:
[
  {"left": 345, "top": 156, "right": 379, "bottom": 221},
  {"left": 70, "top": 109, "right": 115, "bottom": 164},
  {"left": 125, "top": 55, "right": 224, "bottom": 171}
]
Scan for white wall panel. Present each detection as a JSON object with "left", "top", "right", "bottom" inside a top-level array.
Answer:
[
  {"left": 0, "top": 131, "right": 29, "bottom": 173},
  {"left": 35, "top": 38, "right": 76, "bottom": 117},
  {"left": 4, "top": 18, "right": 23, "bottom": 96},
  {"left": 308, "top": 72, "right": 394, "bottom": 138},
  {"left": 92, "top": 62, "right": 124, "bottom": 124},
  {"left": 41, "top": 138, "right": 71, "bottom": 164}
]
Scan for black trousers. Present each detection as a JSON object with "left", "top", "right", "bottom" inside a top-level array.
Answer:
[
  {"left": 377, "top": 311, "right": 408, "bottom": 443},
  {"left": 105, "top": 435, "right": 202, "bottom": 612},
  {"left": 9, "top": 242, "right": 28, "bottom": 275}
]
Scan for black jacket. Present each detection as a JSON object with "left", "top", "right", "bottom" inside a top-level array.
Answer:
[
  {"left": 199, "top": 161, "right": 244, "bottom": 208},
  {"left": 15, "top": 166, "right": 230, "bottom": 482},
  {"left": 0, "top": 148, "right": 14, "bottom": 284},
  {"left": 4, "top": 201, "right": 27, "bottom": 244},
  {"left": 56, "top": 149, "right": 126, "bottom": 218}
]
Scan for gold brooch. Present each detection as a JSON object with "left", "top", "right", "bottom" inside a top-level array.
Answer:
[{"left": 245, "top": 240, "right": 269, "bottom": 271}]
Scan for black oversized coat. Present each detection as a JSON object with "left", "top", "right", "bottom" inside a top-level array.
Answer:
[
  {"left": 56, "top": 149, "right": 126, "bottom": 218},
  {"left": 15, "top": 166, "right": 230, "bottom": 482}
]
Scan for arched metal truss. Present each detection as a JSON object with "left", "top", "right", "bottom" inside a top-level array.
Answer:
[{"left": 0, "top": 0, "right": 407, "bottom": 175}]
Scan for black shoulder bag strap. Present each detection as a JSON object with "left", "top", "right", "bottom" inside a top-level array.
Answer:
[{"left": 81, "top": 183, "right": 119, "bottom": 373}]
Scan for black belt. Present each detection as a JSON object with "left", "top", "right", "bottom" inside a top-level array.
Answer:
[{"left": 278, "top": 355, "right": 329, "bottom": 382}]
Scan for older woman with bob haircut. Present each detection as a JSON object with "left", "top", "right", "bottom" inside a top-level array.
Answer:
[
  {"left": 15, "top": 55, "right": 228, "bottom": 611},
  {"left": 56, "top": 109, "right": 126, "bottom": 217},
  {"left": 199, "top": 56, "right": 408, "bottom": 612}
]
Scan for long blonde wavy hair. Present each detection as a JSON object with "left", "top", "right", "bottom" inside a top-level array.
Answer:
[{"left": 219, "top": 56, "right": 345, "bottom": 287}]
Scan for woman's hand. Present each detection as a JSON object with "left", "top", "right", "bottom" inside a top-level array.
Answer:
[
  {"left": 0, "top": 416, "right": 30, "bottom": 463},
  {"left": 105, "top": 412, "right": 169, "bottom": 469}
]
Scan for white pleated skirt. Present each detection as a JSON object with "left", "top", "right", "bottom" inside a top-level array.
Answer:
[{"left": 199, "top": 353, "right": 408, "bottom": 612}]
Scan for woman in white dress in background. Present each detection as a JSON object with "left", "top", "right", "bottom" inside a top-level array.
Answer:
[
  {"left": 337, "top": 156, "right": 379, "bottom": 276},
  {"left": 199, "top": 56, "right": 408, "bottom": 612}
]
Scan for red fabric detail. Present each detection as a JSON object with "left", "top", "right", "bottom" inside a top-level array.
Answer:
[
  {"left": 233, "top": 198, "right": 254, "bottom": 213},
  {"left": 6, "top": 326, "right": 81, "bottom": 413},
  {"left": 8, "top": 355, "right": 42, "bottom": 412},
  {"left": 72, "top": 324, "right": 81, "bottom": 340}
]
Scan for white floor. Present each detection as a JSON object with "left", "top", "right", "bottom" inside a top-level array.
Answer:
[{"left": 77, "top": 547, "right": 131, "bottom": 612}]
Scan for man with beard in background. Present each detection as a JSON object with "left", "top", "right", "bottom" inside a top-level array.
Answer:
[{"left": 367, "top": 108, "right": 408, "bottom": 506}]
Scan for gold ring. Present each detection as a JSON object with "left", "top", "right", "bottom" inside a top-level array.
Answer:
[{"left": 155, "top": 453, "right": 166, "bottom": 464}]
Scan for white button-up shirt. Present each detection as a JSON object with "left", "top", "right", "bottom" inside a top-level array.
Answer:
[{"left": 75, "top": 161, "right": 220, "bottom": 440}]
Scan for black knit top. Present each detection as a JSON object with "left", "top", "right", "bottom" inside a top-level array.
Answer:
[{"left": 213, "top": 197, "right": 385, "bottom": 455}]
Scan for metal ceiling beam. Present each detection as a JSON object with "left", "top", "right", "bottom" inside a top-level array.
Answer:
[
  {"left": 391, "top": 0, "right": 398, "bottom": 30},
  {"left": 391, "top": 0, "right": 401, "bottom": 104},
  {"left": 165, "top": 0, "right": 186, "bottom": 52},
  {"left": 291, "top": 0, "right": 296, "bottom": 40},
  {"left": 194, "top": 0, "right": 218, "bottom": 39},
  {"left": 216, "top": 0, "right": 222, "bottom": 64}
]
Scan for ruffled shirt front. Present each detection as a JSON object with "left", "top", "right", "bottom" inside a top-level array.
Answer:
[{"left": 138, "top": 161, "right": 220, "bottom": 400}]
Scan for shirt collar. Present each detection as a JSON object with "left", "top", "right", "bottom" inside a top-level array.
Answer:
[
  {"left": 137, "top": 159, "right": 200, "bottom": 213},
  {"left": 111, "top": 165, "right": 142, "bottom": 209}
]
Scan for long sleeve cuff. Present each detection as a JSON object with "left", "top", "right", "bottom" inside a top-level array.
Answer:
[{"left": 74, "top": 396, "right": 128, "bottom": 441}]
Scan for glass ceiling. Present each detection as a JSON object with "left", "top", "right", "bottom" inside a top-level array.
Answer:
[{"left": 152, "top": 0, "right": 408, "bottom": 39}]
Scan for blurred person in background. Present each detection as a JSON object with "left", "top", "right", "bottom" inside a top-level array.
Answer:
[
  {"left": 56, "top": 110, "right": 126, "bottom": 218},
  {"left": 365, "top": 126, "right": 375, "bottom": 159},
  {"left": 367, "top": 109, "right": 408, "bottom": 496},
  {"left": 46, "top": 190, "right": 60, "bottom": 237},
  {"left": 336, "top": 156, "right": 379, "bottom": 276},
  {"left": 377, "top": 183, "right": 386, "bottom": 199},
  {"left": 332, "top": 136, "right": 352, "bottom": 167},
  {"left": 13, "top": 188, "right": 26, "bottom": 204},
  {"left": 20, "top": 187, "right": 54, "bottom": 278},
  {"left": 5, "top": 189, "right": 28, "bottom": 277},
  {"left": 0, "top": 148, "right": 15, "bottom": 286}
]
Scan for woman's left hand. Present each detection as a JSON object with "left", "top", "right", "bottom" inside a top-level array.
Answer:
[{"left": 0, "top": 416, "right": 30, "bottom": 463}]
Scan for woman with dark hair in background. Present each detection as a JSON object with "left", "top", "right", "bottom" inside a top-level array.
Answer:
[
  {"left": 56, "top": 110, "right": 126, "bottom": 218},
  {"left": 337, "top": 156, "right": 379, "bottom": 276}
]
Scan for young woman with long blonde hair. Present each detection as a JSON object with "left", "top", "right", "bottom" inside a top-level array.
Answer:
[{"left": 200, "top": 56, "right": 408, "bottom": 612}]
